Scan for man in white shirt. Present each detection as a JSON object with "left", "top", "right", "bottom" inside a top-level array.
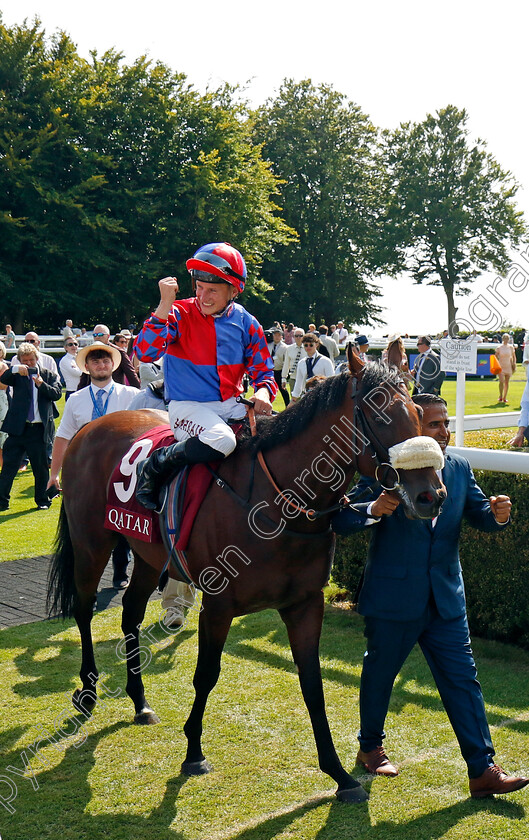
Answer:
[
  {"left": 23, "top": 332, "right": 58, "bottom": 375},
  {"left": 59, "top": 337, "right": 82, "bottom": 399},
  {"left": 281, "top": 328, "right": 307, "bottom": 395},
  {"left": 267, "top": 327, "right": 290, "bottom": 406},
  {"left": 49, "top": 342, "right": 138, "bottom": 486},
  {"left": 48, "top": 342, "right": 138, "bottom": 588},
  {"left": 291, "top": 333, "right": 335, "bottom": 401},
  {"left": 332, "top": 321, "right": 349, "bottom": 345}
]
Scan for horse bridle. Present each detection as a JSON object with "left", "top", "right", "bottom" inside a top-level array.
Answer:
[
  {"left": 240, "top": 376, "right": 403, "bottom": 521},
  {"left": 349, "top": 376, "right": 402, "bottom": 492}
]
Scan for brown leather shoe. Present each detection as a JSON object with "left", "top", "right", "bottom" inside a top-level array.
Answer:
[
  {"left": 356, "top": 746, "right": 399, "bottom": 777},
  {"left": 469, "top": 764, "right": 529, "bottom": 798}
]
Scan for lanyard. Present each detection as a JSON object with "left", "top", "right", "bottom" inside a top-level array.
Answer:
[{"left": 89, "top": 384, "right": 115, "bottom": 418}]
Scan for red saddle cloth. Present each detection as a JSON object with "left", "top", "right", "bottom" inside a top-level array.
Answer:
[{"left": 104, "top": 425, "right": 214, "bottom": 548}]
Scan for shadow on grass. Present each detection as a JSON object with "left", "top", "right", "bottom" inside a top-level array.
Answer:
[
  {"left": 6, "top": 617, "right": 195, "bottom": 709},
  {"left": 220, "top": 791, "right": 525, "bottom": 840},
  {"left": 0, "top": 507, "right": 44, "bottom": 522},
  {"left": 225, "top": 608, "right": 529, "bottom": 735},
  {"left": 0, "top": 721, "right": 191, "bottom": 840}
]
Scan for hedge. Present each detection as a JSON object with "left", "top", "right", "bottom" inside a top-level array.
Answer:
[{"left": 332, "top": 469, "right": 529, "bottom": 650}]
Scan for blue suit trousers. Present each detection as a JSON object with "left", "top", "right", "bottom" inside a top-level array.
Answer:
[{"left": 359, "top": 601, "right": 495, "bottom": 778}]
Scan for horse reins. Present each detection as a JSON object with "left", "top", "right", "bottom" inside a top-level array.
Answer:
[{"left": 240, "top": 376, "right": 403, "bottom": 519}]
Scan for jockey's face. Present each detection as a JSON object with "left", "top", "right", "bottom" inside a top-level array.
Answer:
[{"left": 195, "top": 279, "right": 236, "bottom": 316}]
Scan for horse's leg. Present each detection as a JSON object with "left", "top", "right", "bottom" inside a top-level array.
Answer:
[
  {"left": 279, "top": 594, "right": 368, "bottom": 803},
  {"left": 181, "top": 606, "right": 233, "bottom": 775},
  {"left": 121, "top": 554, "right": 162, "bottom": 724},
  {"left": 72, "top": 591, "right": 99, "bottom": 713},
  {"left": 71, "top": 544, "right": 110, "bottom": 714}
]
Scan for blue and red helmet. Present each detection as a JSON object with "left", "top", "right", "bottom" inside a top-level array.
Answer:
[{"left": 186, "top": 242, "right": 247, "bottom": 294}]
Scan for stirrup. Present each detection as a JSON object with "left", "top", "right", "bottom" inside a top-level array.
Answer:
[{"left": 154, "top": 484, "right": 169, "bottom": 515}]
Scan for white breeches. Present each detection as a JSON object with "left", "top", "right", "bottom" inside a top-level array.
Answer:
[{"left": 167, "top": 396, "right": 246, "bottom": 456}]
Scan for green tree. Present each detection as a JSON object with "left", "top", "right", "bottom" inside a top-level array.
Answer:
[
  {"left": 0, "top": 18, "right": 123, "bottom": 330},
  {"left": 383, "top": 105, "right": 527, "bottom": 330},
  {"left": 0, "top": 17, "right": 294, "bottom": 331},
  {"left": 253, "top": 79, "right": 390, "bottom": 328}
]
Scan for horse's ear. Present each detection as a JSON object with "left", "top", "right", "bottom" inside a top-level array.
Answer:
[
  {"left": 385, "top": 339, "right": 402, "bottom": 371},
  {"left": 347, "top": 342, "right": 365, "bottom": 375}
]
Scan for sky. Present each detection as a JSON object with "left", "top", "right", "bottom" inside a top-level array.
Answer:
[{"left": 2, "top": 0, "right": 529, "bottom": 335}]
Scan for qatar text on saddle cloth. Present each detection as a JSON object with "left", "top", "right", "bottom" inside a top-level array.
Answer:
[{"left": 104, "top": 425, "right": 213, "bottom": 547}]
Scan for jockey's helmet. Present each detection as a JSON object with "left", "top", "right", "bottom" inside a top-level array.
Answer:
[{"left": 186, "top": 242, "right": 247, "bottom": 294}]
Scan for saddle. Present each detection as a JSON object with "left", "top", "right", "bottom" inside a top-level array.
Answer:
[{"left": 104, "top": 421, "right": 246, "bottom": 583}]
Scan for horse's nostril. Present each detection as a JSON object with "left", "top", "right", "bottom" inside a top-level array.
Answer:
[{"left": 417, "top": 491, "right": 434, "bottom": 505}]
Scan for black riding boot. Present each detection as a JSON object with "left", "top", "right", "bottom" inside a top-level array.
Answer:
[{"left": 135, "top": 437, "right": 222, "bottom": 511}]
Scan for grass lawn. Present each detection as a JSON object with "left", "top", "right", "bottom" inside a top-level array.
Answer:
[
  {"left": 440, "top": 365, "right": 527, "bottom": 415},
  {"left": 1, "top": 601, "right": 529, "bottom": 839},
  {"left": 1, "top": 373, "right": 527, "bottom": 564}
]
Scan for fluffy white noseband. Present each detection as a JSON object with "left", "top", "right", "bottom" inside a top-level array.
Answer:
[{"left": 388, "top": 436, "right": 444, "bottom": 471}]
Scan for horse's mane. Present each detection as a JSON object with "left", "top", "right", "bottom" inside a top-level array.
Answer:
[
  {"left": 358, "top": 360, "right": 404, "bottom": 398},
  {"left": 241, "top": 361, "right": 402, "bottom": 454}
]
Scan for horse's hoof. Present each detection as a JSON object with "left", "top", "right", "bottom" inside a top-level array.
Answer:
[
  {"left": 72, "top": 688, "right": 96, "bottom": 714},
  {"left": 134, "top": 708, "right": 160, "bottom": 725},
  {"left": 181, "top": 759, "right": 212, "bottom": 776},
  {"left": 335, "top": 783, "right": 369, "bottom": 803}
]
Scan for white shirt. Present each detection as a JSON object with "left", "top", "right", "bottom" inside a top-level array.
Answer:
[
  {"left": 267, "top": 340, "right": 288, "bottom": 372},
  {"left": 59, "top": 353, "right": 82, "bottom": 391},
  {"left": 292, "top": 354, "right": 335, "bottom": 398},
  {"left": 332, "top": 328, "right": 348, "bottom": 344},
  {"left": 281, "top": 342, "right": 307, "bottom": 380},
  {"left": 57, "top": 380, "right": 138, "bottom": 441},
  {"left": 38, "top": 351, "right": 58, "bottom": 376},
  {"left": 523, "top": 338, "right": 529, "bottom": 368}
]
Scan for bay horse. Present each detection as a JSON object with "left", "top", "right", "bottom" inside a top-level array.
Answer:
[{"left": 47, "top": 348, "right": 446, "bottom": 802}]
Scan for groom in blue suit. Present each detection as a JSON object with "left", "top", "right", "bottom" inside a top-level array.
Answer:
[{"left": 333, "top": 393, "right": 528, "bottom": 798}]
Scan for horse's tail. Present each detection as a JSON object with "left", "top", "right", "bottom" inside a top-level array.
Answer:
[{"left": 47, "top": 501, "right": 77, "bottom": 619}]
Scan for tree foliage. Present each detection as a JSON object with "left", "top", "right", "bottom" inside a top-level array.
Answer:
[
  {"left": 0, "top": 17, "right": 294, "bottom": 332},
  {"left": 253, "top": 79, "right": 390, "bottom": 328},
  {"left": 1, "top": 17, "right": 527, "bottom": 337},
  {"left": 382, "top": 105, "right": 528, "bottom": 330}
]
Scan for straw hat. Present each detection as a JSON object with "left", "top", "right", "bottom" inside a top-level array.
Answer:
[{"left": 76, "top": 341, "right": 121, "bottom": 373}]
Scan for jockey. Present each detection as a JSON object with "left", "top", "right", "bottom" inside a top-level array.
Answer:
[{"left": 134, "top": 242, "right": 277, "bottom": 509}]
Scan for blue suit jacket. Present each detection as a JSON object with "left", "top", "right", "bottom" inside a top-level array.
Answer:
[{"left": 332, "top": 453, "right": 508, "bottom": 622}]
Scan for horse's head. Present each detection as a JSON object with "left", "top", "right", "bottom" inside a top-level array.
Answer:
[{"left": 347, "top": 345, "right": 446, "bottom": 520}]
